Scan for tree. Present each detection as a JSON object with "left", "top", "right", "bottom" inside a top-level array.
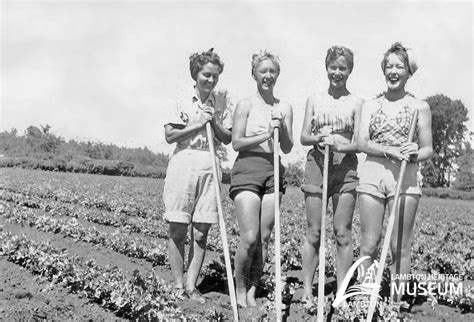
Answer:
[
  {"left": 25, "top": 124, "right": 62, "bottom": 156},
  {"left": 453, "top": 143, "right": 474, "bottom": 191},
  {"left": 421, "top": 94, "right": 468, "bottom": 187},
  {"left": 0, "top": 128, "right": 19, "bottom": 154},
  {"left": 86, "top": 141, "right": 103, "bottom": 159},
  {"left": 26, "top": 125, "right": 43, "bottom": 140}
]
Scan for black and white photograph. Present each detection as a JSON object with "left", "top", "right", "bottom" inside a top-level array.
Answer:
[{"left": 0, "top": 0, "right": 472, "bottom": 320}]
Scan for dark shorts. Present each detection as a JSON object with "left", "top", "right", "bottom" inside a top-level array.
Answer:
[
  {"left": 229, "top": 151, "right": 286, "bottom": 200},
  {"left": 301, "top": 148, "right": 358, "bottom": 197}
]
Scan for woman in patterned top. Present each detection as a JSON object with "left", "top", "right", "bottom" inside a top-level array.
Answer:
[
  {"left": 356, "top": 42, "right": 433, "bottom": 302},
  {"left": 163, "top": 48, "right": 233, "bottom": 304},
  {"left": 300, "top": 46, "right": 363, "bottom": 306}
]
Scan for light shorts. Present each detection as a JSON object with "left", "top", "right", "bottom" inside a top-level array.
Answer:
[
  {"left": 356, "top": 155, "right": 422, "bottom": 199},
  {"left": 301, "top": 148, "right": 359, "bottom": 197},
  {"left": 163, "top": 148, "right": 219, "bottom": 224},
  {"left": 229, "top": 151, "right": 286, "bottom": 200}
]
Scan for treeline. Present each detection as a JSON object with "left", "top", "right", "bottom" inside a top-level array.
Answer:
[
  {"left": 0, "top": 125, "right": 169, "bottom": 178},
  {"left": 2, "top": 92, "right": 473, "bottom": 197}
]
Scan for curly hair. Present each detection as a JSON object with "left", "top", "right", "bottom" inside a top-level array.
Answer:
[
  {"left": 251, "top": 49, "right": 281, "bottom": 76},
  {"left": 381, "top": 42, "right": 418, "bottom": 75},
  {"left": 325, "top": 46, "right": 354, "bottom": 73},
  {"left": 189, "top": 48, "right": 224, "bottom": 81}
]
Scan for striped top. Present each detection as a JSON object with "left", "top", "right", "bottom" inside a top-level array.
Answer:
[
  {"left": 311, "top": 92, "right": 356, "bottom": 134},
  {"left": 369, "top": 94, "right": 417, "bottom": 146}
]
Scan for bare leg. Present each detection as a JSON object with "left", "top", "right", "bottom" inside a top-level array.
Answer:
[
  {"left": 246, "top": 236, "right": 261, "bottom": 307},
  {"left": 332, "top": 191, "right": 356, "bottom": 292},
  {"left": 358, "top": 193, "right": 386, "bottom": 277},
  {"left": 168, "top": 222, "right": 188, "bottom": 289},
  {"left": 389, "top": 194, "right": 419, "bottom": 302},
  {"left": 187, "top": 225, "right": 193, "bottom": 270},
  {"left": 247, "top": 192, "right": 278, "bottom": 307},
  {"left": 234, "top": 191, "right": 262, "bottom": 307},
  {"left": 301, "top": 192, "right": 323, "bottom": 305},
  {"left": 186, "top": 222, "right": 211, "bottom": 291}
]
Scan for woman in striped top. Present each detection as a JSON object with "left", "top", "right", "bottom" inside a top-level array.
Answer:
[{"left": 300, "top": 46, "right": 363, "bottom": 306}]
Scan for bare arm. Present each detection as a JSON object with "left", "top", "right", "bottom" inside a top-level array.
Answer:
[
  {"left": 357, "top": 100, "right": 408, "bottom": 161},
  {"left": 278, "top": 102, "right": 294, "bottom": 154},
  {"left": 300, "top": 95, "right": 327, "bottom": 146},
  {"left": 209, "top": 92, "right": 233, "bottom": 145},
  {"left": 210, "top": 118, "right": 232, "bottom": 145},
  {"left": 164, "top": 110, "right": 212, "bottom": 144},
  {"left": 165, "top": 123, "right": 204, "bottom": 145},
  {"left": 332, "top": 97, "right": 363, "bottom": 153},
  {"left": 400, "top": 100, "right": 433, "bottom": 162},
  {"left": 232, "top": 100, "right": 272, "bottom": 152}
]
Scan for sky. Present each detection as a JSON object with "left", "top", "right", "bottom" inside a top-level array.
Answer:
[{"left": 1, "top": 0, "right": 473, "bottom": 166}]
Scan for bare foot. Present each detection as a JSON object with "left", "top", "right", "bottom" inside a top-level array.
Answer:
[
  {"left": 185, "top": 288, "right": 206, "bottom": 304},
  {"left": 247, "top": 292, "right": 257, "bottom": 307},
  {"left": 301, "top": 292, "right": 314, "bottom": 309},
  {"left": 236, "top": 290, "right": 247, "bottom": 308},
  {"left": 246, "top": 285, "right": 258, "bottom": 307}
]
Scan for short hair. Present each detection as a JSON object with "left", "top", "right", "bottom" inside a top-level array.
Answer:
[
  {"left": 381, "top": 42, "right": 418, "bottom": 75},
  {"left": 251, "top": 50, "right": 281, "bottom": 76},
  {"left": 325, "top": 46, "right": 354, "bottom": 73},
  {"left": 189, "top": 48, "right": 224, "bottom": 81}
]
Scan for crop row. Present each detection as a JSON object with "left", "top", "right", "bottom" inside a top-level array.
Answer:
[
  {"left": 0, "top": 188, "right": 313, "bottom": 278},
  {"left": 10, "top": 185, "right": 465, "bottom": 280},
  {"left": 0, "top": 188, "right": 309, "bottom": 273},
  {"left": 411, "top": 203, "right": 473, "bottom": 279},
  {"left": 0, "top": 168, "right": 239, "bottom": 232},
  {"left": 0, "top": 168, "right": 319, "bottom": 271},
  {"left": 1, "top": 168, "right": 164, "bottom": 218},
  {"left": 0, "top": 185, "right": 157, "bottom": 219},
  {"left": 0, "top": 189, "right": 241, "bottom": 255},
  {"left": 2, "top": 169, "right": 471, "bottom": 277},
  {"left": 1, "top": 168, "right": 473, "bottom": 318},
  {"left": 0, "top": 231, "right": 222, "bottom": 320},
  {"left": 2, "top": 191, "right": 336, "bottom": 278},
  {"left": 0, "top": 203, "right": 168, "bottom": 266},
  {"left": 0, "top": 190, "right": 169, "bottom": 239},
  {"left": 428, "top": 280, "right": 474, "bottom": 314},
  {"left": 2, "top": 185, "right": 471, "bottom": 281}
]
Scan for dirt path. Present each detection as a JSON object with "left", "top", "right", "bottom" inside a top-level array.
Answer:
[{"left": 0, "top": 258, "right": 122, "bottom": 321}]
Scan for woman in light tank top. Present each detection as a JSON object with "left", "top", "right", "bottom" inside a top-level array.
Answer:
[
  {"left": 356, "top": 43, "right": 433, "bottom": 304},
  {"left": 230, "top": 50, "right": 293, "bottom": 308},
  {"left": 299, "top": 46, "right": 363, "bottom": 307}
]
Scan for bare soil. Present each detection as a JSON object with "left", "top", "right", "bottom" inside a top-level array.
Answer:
[{"left": 1, "top": 214, "right": 472, "bottom": 321}]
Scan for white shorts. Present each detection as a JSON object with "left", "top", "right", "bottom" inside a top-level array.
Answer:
[
  {"left": 356, "top": 155, "right": 421, "bottom": 199},
  {"left": 163, "top": 149, "right": 220, "bottom": 224}
]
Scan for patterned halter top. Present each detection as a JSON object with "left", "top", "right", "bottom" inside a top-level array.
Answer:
[{"left": 369, "top": 94, "right": 417, "bottom": 146}]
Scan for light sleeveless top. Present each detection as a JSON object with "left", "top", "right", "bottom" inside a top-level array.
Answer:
[
  {"left": 245, "top": 102, "right": 279, "bottom": 153},
  {"left": 311, "top": 92, "right": 356, "bottom": 134},
  {"left": 369, "top": 94, "right": 417, "bottom": 146}
]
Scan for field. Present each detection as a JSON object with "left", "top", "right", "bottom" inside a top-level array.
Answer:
[{"left": 0, "top": 168, "right": 472, "bottom": 321}]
